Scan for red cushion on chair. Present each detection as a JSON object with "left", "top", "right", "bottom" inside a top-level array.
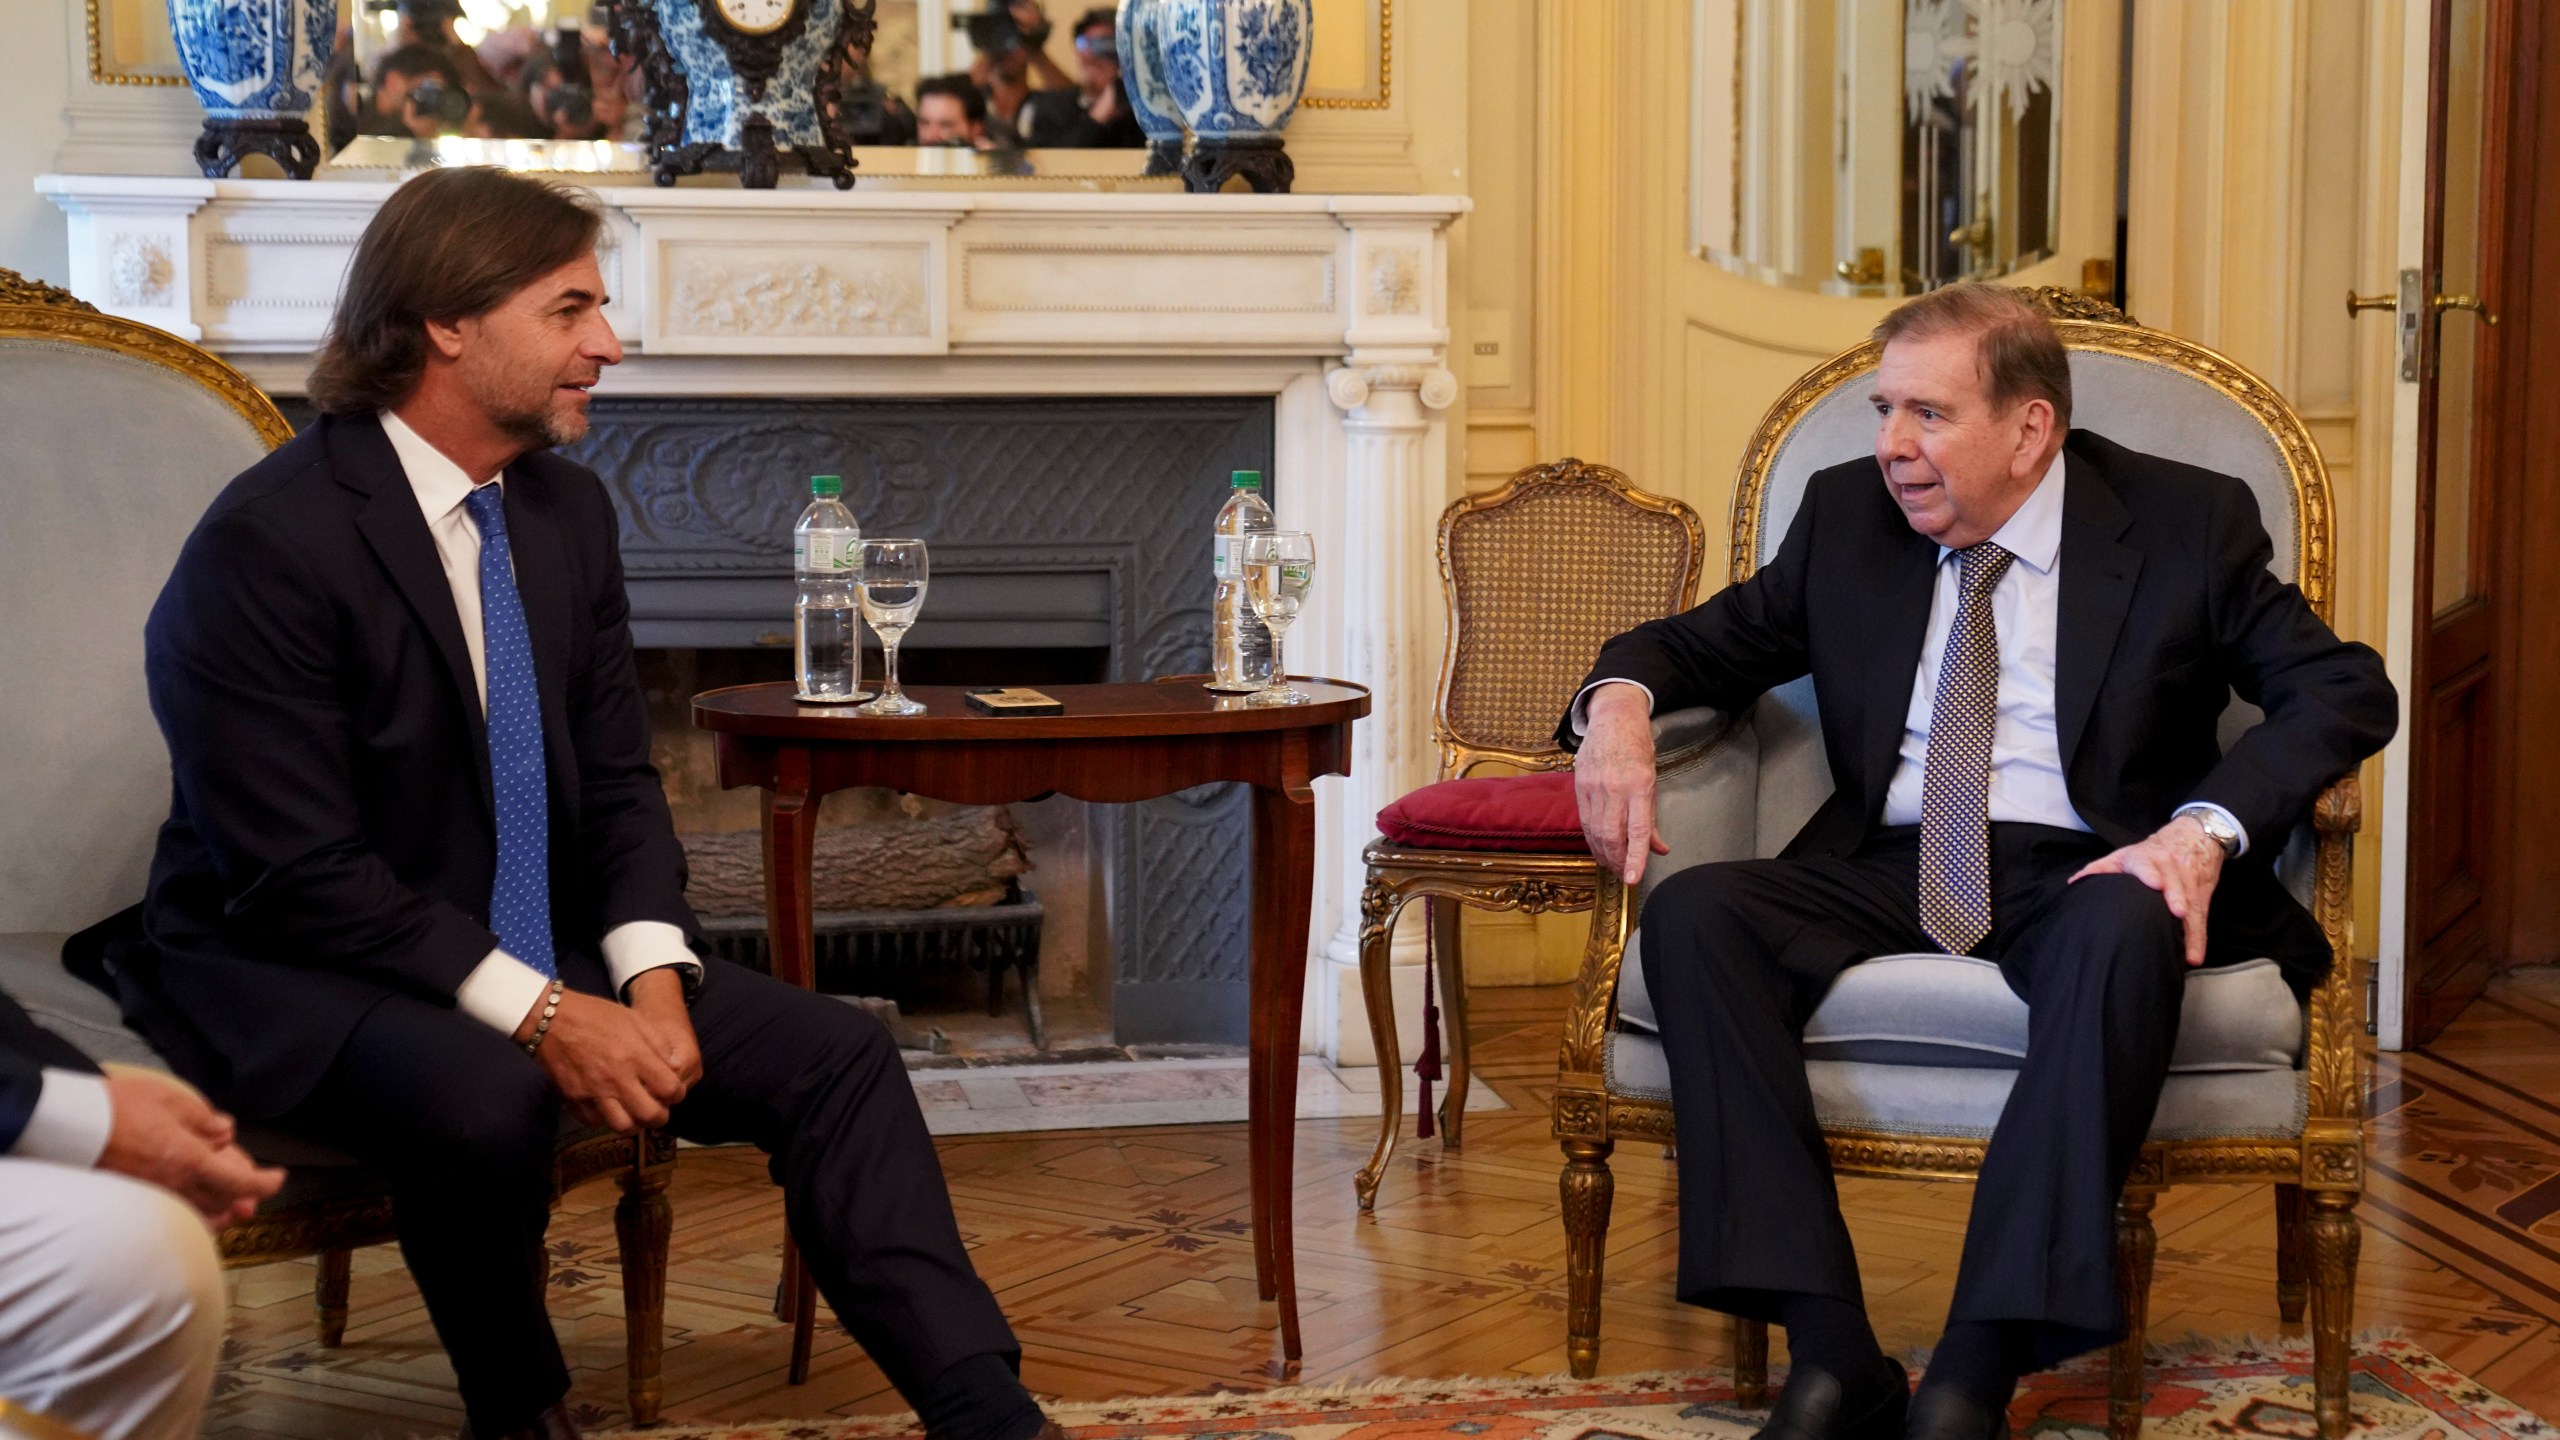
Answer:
[{"left": 1375, "top": 770, "right": 1589, "bottom": 853}]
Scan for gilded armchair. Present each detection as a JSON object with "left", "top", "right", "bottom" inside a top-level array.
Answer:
[
  {"left": 1549, "top": 291, "right": 2366, "bottom": 1440},
  {"left": 0, "top": 271, "right": 677, "bottom": 1422},
  {"left": 1354, "top": 458, "right": 1705, "bottom": 1209}
]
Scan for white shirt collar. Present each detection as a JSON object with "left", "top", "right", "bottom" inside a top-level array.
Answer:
[
  {"left": 380, "top": 409, "right": 497, "bottom": 522},
  {"left": 1940, "top": 447, "right": 2066, "bottom": 574}
]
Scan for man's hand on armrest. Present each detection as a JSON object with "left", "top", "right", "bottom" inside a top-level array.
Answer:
[
  {"left": 516, "top": 986, "right": 690, "bottom": 1134},
  {"left": 1575, "top": 682, "right": 1672, "bottom": 886},
  {"left": 96, "top": 1074, "right": 285, "bottom": 1228}
]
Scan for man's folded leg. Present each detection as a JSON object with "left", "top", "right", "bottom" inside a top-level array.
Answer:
[
  {"left": 276, "top": 991, "right": 569, "bottom": 1435},
  {"left": 1919, "top": 869, "right": 2189, "bottom": 1428},
  {"left": 1639, "top": 844, "right": 1933, "bottom": 1431},
  {"left": 670, "top": 957, "right": 1039, "bottom": 1440}
]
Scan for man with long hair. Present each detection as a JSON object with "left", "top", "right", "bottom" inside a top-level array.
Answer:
[{"left": 114, "top": 167, "right": 1057, "bottom": 1440}]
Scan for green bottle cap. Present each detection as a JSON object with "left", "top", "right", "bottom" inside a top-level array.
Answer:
[
  {"left": 1231, "top": 469, "right": 1263, "bottom": 489},
  {"left": 810, "top": 475, "right": 842, "bottom": 497}
]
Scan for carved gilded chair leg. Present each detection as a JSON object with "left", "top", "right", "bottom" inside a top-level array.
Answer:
[
  {"left": 2110, "top": 1188, "right": 2159, "bottom": 1440},
  {"left": 2308, "top": 1188, "right": 2360, "bottom": 1440},
  {"left": 314, "top": 1248, "right": 352, "bottom": 1348},
  {"left": 1432, "top": 896, "right": 1471, "bottom": 1151},
  {"left": 1353, "top": 872, "right": 1411, "bottom": 1212},
  {"left": 1734, "top": 1315, "right": 1769, "bottom": 1408},
  {"left": 2275, "top": 1182, "right": 2309, "bottom": 1323},
  {"left": 1561, "top": 1137, "right": 1615, "bottom": 1379},
  {"left": 615, "top": 1147, "right": 675, "bottom": 1426}
]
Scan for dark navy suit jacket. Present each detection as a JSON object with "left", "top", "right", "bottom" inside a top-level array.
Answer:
[
  {"left": 116, "top": 411, "right": 702, "bottom": 1119},
  {"left": 1563, "top": 429, "right": 2398, "bottom": 993}
]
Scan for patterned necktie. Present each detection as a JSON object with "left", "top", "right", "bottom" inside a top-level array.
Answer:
[
  {"left": 462, "top": 485, "right": 555, "bottom": 980},
  {"left": 1916, "top": 542, "right": 2016, "bottom": 956}
]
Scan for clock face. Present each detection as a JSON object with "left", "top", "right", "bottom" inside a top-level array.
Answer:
[{"left": 711, "top": 0, "right": 795, "bottom": 36}]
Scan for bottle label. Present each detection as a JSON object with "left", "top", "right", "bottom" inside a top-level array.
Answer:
[
  {"left": 798, "top": 532, "right": 856, "bottom": 574},
  {"left": 1211, "top": 534, "right": 1234, "bottom": 579}
]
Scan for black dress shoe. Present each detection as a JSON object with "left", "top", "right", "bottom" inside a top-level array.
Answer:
[
  {"left": 1902, "top": 1385, "right": 2010, "bottom": 1440},
  {"left": 458, "top": 1403, "right": 580, "bottom": 1440},
  {"left": 1754, "top": 1357, "right": 1910, "bottom": 1440}
]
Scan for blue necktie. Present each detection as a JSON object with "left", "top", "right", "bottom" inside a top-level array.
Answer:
[{"left": 463, "top": 485, "right": 555, "bottom": 980}]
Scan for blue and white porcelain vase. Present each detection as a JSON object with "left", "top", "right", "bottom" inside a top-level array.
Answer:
[
  {"left": 1115, "top": 0, "right": 1188, "bottom": 177},
  {"left": 168, "top": 0, "right": 336, "bottom": 178},
  {"left": 1155, "top": 0, "right": 1312, "bottom": 193}
]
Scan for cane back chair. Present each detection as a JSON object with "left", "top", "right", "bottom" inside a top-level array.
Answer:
[
  {"left": 0, "top": 270, "right": 678, "bottom": 1423},
  {"left": 1353, "top": 459, "right": 1705, "bottom": 1209},
  {"left": 1548, "top": 290, "right": 2366, "bottom": 1440}
]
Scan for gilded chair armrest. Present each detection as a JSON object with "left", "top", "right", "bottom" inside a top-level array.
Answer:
[
  {"left": 2301, "top": 771, "right": 2364, "bottom": 1121},
  {"left": 2314, "top": 772, "right": 2361, "bottom": 835}
]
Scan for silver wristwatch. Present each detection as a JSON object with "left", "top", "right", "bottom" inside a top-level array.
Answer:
[{"left": 2173, "top": 804, "right": 2242, "bottom": 858}]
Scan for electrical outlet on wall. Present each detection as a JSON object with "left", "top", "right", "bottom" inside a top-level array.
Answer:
[{"left": 1468, "top": 308, "right": 1515, "bottom": 389}]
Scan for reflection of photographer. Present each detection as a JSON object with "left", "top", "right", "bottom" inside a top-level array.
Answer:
[
  {"left": 915, "top": 73, "right": 993, "bottom": 149},
  {"left": 823, "top": 31, "right": 918, "bottom": 146},
  {"left": 960, "top": 0, "right": 1071, "bottom": 148},
  {"left": 363, "top": 44, "right": 471, "bottom": 139},
  {"left": 1017, "top": 9, "right": 1144, "bottom": 148}
]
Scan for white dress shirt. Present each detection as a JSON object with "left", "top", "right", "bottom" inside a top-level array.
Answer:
[
  {"left": 1879, "top": 453, "right": 2085, "bottom": 831},
  {"left": 9, "top": 1067, "right": 112, "bottom": 1166},
  {"left": 382, "top": 411, "right": 700, "bottom": 1035},
  {"left": 1574, "top": 451, "right": 2247, "bottom": 853}
]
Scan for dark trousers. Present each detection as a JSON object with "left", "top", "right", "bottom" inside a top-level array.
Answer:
[
  {"left": 1640, "top": 823, "right": 2198, "bottom": 1368},
  {"left": 279, "top": 953, "right": 1018, "bottom": 1431}
]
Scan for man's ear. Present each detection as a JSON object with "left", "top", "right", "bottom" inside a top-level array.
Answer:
[
  {"left": 422, "top": 314, "right": 470, "bottom": 363},
  {"left": 2015, "top": 397, "right": 2056, "bottom": 473}
]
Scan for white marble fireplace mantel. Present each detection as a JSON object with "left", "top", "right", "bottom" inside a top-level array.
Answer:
[{"left": 38, "top": 173, "right": 1469, "bottom": 1065}]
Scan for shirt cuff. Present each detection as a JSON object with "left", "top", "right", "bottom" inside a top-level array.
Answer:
[
  {"left": 13, "top": 1068, "right": 113, "bottom": 1167},
  {"left": 2176, "top": 802, "right": 2252, "bottom": 858},
  {"left": 455, "top": 949, "right": 554, "bottom": 1035},
  {"left": 1568, "top": 679, "right": 1656, "bottom": 737},
  {"left": 602, "top": 920, "right": 702, "bottom": 1002}
]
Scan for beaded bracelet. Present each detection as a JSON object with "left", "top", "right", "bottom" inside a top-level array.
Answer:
[{"left": 523, "top": 979, "right": 566, "bottom": 1056}]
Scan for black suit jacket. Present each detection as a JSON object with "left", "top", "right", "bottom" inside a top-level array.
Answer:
[
  {"left": 1564, "top": 430, "right": 2397, "bottom": 986},
  {"left": 1, "top": 993, "right": 102, "bottom": 1154},
  {"left": 117, "top": 411, "right": 702, "bottom": 1119}
]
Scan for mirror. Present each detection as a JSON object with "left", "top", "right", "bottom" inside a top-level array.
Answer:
[
  {"left": 1693, "top": 0, "right": 2061, "bottom": 296},
  {"left": 318, "top": 0, "right": 1151, "bottom": 174}
]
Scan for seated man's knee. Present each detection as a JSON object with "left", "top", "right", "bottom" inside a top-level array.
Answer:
[
  {"left": 2058, "top": 872, "right": 2183, "bottom": 940},
  {"left": 1640, "top": 860, "right": 1762, "bottom": 937},
  {"left": 0, "top": 1167, "right": 225, "bottom": 1437},
  {"left": 425, "top": 1061, "right": 560, "bottom": 1175}
]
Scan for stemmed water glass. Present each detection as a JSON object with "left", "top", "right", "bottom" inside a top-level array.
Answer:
[
  {"left": 1241, "top": 530, "right": 1315, "bottom": 706},
  {"left": 856, "top": 539, "right": 930, "bottom": 716}
]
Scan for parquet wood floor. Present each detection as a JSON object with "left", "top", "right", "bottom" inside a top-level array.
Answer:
[{"left": 205, "top": 971, "right": 2560, "bottom": 1435}]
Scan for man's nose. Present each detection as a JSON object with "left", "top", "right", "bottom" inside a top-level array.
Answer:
[
  {"left": 1876, "top": 411, "right": 1917, "bottom": 459},
  {"left": 586, "top": 317, "right": 625, "bottom": 366}
]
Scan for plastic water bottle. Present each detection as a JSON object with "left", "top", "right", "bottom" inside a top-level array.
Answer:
[
  {"left": 1210, "top": 469, "right": 1277, "bottom": 692},
  {"left": 793, "top": 475, "right": 864, "bottom": 703}
]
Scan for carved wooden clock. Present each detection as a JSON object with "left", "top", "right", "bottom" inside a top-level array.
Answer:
[{"left": 609, "top": 0, "right": 877, "bottom": 188}]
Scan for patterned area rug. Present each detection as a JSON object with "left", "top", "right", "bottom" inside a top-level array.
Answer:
[{"left": 603, "top": 1337, "right": 2549, "bottom": 1440}]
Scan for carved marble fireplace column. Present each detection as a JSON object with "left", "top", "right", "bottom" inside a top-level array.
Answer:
[{"left": 1314, "top": 360, "right": 1456, "bottom": 1065}]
